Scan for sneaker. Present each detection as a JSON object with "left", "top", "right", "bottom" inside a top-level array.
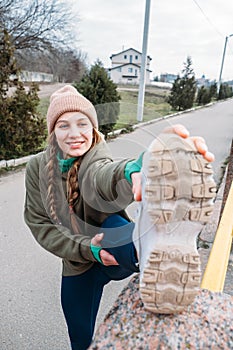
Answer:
[{"left": 133, "top": 133, "right": 216, "bottom": 314}]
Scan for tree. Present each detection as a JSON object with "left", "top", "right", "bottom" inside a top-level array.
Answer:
[
  {"left": 168, "top": 56, "right": 196, "bottom": 111},
  {"left": 196, "top": 82, "right": 218, "bottom": 106},
  {"left": 0, "top": 0, "right": 78, "bottom": 52},
  {"left": 74, "top": 60, "right": 121, "bottom": 138},
  {"left": 196, "top": 86, "right": 211, "bottom": 105},
  {"left": 16, "top": 46, "right": 87, "bottom": 83},
  {"left": 0, "top": 29, "right": 46, "bottom": 160},
  {"left": 209, "top": 82, "right": 217, "bottom": 99},
  {"left": 0, "top": 0, "right": 85, "bottom": 83},
  {"left": 218, "top": 83, "right": 233, "bottom": 100}
]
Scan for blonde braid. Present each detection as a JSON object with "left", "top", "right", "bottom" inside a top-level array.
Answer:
[
  {"left": 46, "top": 132, "right": 60, "bottom": 224},
  {"left": 67, "top": 159, "right": 81, "bottom": 208}
]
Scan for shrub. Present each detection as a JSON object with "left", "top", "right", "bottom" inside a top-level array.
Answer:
[{"left": 0, "top": 29, "right": 46, "bottom": 160}]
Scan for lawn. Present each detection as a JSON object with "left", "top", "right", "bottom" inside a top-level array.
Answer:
[{"left": 116, "top": 87, "right": 172, "bottom": 129}]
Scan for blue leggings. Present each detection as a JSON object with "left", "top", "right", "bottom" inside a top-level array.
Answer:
[{"left": 61, "top": 215, "right": 138, "bottom": 350}]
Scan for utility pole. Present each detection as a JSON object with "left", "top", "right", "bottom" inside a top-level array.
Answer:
[
  {"left": 137, "top": 0, "right": 151, "bottom": 122},
  {"left": 217, "top": 34, "right": 233, "bottom": 93}
]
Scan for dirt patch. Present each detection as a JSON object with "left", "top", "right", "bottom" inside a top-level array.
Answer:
[
  {"left": 8, "top": 82, "right": 66, "bottom": 98},
  {"left": 37, "top": 83, "right": 67, "bottom": 98}
]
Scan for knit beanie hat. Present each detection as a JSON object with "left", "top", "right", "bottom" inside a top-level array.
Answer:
[{"left": 46, "top": 85, "right": 98, "bottom": 134}]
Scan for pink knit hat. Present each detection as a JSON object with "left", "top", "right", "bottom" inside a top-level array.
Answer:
[{"left": 46, "top": 85, "right": 98, "bottom": 134}]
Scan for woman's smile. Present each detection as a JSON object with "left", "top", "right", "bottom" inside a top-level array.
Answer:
[{"left": 67, "top": 140, "right": 85, "bottom": 148}]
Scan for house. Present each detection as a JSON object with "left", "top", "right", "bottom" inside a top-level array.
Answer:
[
  {"left": 108, "top": 48, "right": 152, "bottom": 85},
  {"left": 160, "top": 73, "right": 178, "bottom": 84},
  {"left": 196, "top": 75, "right": 212, "bottom": 88}
]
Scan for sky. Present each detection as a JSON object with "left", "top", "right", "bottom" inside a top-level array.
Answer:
[{"left": 67, "top": 0, "right": 233, "bottom": 82}]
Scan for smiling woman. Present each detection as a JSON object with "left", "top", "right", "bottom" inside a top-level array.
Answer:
[
  {"left": 24, "top": 84, "right": 215, "bottom": 350},
  {"left": 55, "top": 112, "right": 93, "bottom": 158}
]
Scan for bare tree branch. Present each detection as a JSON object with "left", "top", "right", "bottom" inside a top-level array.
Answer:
[
  {"left": 1, "top": 0, "right": 87, "bottom": 83},
  {"left": 1, "top": 0, "right": 80, "bottom": 51}
]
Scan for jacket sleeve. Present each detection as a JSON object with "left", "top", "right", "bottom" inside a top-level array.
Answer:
[
  {"left": 24, "top": 157, "right": 96, "bottom": 264},
  {"left": 80, "top": 158, "right": 135, "bottom": 214}
]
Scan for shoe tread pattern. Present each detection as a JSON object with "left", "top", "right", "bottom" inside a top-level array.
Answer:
[
  {"left": 141, "top": 248, "right": 201, "bottom": 314},
  {"left": 140, "top": 135, "right": 216, "bottom": 314},
  {"left": 145, "top": 138, "right": 217, "bottom": 224}
]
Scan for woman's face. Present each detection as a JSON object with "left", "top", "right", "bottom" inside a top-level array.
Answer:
[{"left": 54, "top": 111, "right": 93, "bottom": 158}]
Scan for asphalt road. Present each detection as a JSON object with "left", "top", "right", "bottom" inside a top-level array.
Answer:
[{"left": 1, "top": 98, "right": 233, "bottom": 350}]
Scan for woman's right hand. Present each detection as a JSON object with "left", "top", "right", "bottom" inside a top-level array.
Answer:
[{"left": 91, "top": 233, "right": 119, "bottom": 266}]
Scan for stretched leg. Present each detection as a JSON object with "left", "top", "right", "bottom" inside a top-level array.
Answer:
[
  {"left": 100, "top": 214, "right": 139, "bottom": 277},
  {"left": 61, "top": 265, "right": 110, "bottom": 350},
  {"left": 133, "top": 133, "right": 216, "bottom": 314}
]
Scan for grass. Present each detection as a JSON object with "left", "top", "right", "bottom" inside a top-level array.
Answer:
[
  {"left": 115, "top": 86, "right": 172, "bottom": 129},
  {"left": 37, "top": 85, "right": 172, "bottom": 131},
  {"left": 38, "top": 96, "right": 50, "bottom": 117}
]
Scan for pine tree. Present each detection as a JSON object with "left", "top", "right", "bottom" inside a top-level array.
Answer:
[
  {"left": 74, "top": 60, "right": 121, "bottom": 138},
  {"left": 168, "top": 56, "right": 196, "bottom": 111},
  {"left": 0, "top": 29, "right": 46, "bottom": 160},
  {"left": 209, "top": 82, "right": 217, "bottom": 99},
  {"left": 218, "top": 83, "right": 233, "bottom": 100},
  {"left": 196, "top": 86, "right": 211, "bottom": 105}
]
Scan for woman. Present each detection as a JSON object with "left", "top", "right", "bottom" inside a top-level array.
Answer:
[{"left": 24, "top": 85, "right": 214, "bottom": 350}]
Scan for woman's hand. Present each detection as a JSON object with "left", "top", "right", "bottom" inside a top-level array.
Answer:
[
  {"left": 91, "top": 233, "right": 119, "bottom": 266},
  {"left": 131, "top": 124, "right": 215, "bottom": 202},
  {"left": 163, "top": 124, "right": 215, "bottom": 162}
]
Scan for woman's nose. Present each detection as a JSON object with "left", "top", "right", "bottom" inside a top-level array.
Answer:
[{"left": 69, "top": 125, "right": 81, "bottom": 137}]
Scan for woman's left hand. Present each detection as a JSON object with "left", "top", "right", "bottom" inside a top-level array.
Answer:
[
  {"left": 91, "top": 233, "right": 119, "bottom": 266},
  {"left": 131, "top": 124, "right": 215, "bottom": 202}
]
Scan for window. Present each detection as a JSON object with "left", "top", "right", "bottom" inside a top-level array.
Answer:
[
  {"left": 117, "top": 67, "right": 122, "bottom": 72},
  {"left": 124, "top": 55, "right": 127, "bottom": 59},
  {"left": 135, "top": 55, "right": 138, "bottom": 60},
  {"left": 128, "top": 68, "right": 133, "bottom": 73}
]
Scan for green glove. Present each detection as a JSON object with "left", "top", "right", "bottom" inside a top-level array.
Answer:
[
  {"left": 124, "top": 152, "right": 144, "bottom": 184},
  {"left": 90, "top": 244, "right": 103, "bottom": 264}
]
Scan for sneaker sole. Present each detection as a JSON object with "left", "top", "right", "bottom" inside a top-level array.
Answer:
[{"left": 140, "top": 134, "right": 216, "bottom": 314}]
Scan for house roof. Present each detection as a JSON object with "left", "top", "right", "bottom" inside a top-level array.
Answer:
[{"left": 110, "top": 47, "right": 152, "bottom": 60}]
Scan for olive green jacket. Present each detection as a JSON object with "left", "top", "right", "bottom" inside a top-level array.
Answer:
[{"left": 24, "top": 141, "right": 134, "bottom": 276}]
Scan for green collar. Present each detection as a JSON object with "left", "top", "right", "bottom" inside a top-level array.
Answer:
[{"left": 57, "top": 153, "right": 77, "bottom": 173}]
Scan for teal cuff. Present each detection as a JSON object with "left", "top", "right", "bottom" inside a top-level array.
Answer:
[
  {"left": 124, "top": 152, "right": 144, "bottom": 184},
  {"left": 90, "top": 244, "right": 103, "bottom": 264}
]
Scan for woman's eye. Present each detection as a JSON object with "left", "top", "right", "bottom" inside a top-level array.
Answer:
[
  {"left": 78, "top": 123, "right": 88, "bottom": 128},
  {"left": 59, "top": 124, "right": 68, "bottom": 129}
]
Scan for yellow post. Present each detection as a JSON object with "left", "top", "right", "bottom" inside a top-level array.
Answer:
[{"left": 201, "top": 180, "right": 233, "bottom": 292}]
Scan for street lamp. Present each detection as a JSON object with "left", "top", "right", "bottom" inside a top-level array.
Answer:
[
  {"left": 217, "top": 34, "right": 233, "bottom": 92},
  {"left": 137, "top": 0, "right": 151, "bottom": 122}
]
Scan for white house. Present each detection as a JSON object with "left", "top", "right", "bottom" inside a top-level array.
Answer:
[{"left": 108, "top": 48, "right": 152, "bottom": 85}]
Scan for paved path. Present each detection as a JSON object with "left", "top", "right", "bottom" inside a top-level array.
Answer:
[{"left": 0, "top": 99, "right": 233, "bottom": 350}]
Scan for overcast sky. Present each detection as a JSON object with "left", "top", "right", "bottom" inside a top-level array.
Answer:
[{"left": 68, "top": 0, "right": 233, "bottom": 81}]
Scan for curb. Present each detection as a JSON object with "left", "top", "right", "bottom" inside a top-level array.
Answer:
[{"left": 0, "top": 155, "right": 35, "bottom": 169}]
